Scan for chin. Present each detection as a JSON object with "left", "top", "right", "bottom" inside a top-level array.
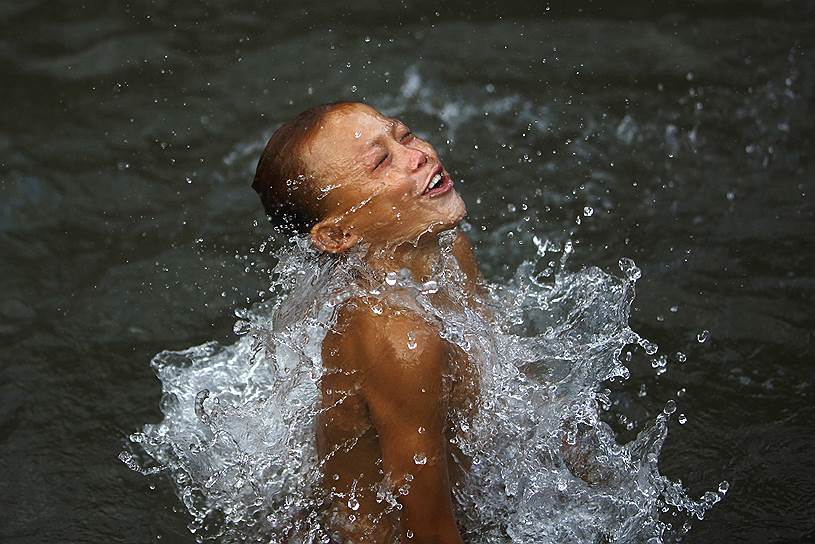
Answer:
[
  {"left": 446, "top": 191, "right": 467, "bottom": 224},
  {"left": 429, "top": 201, "right": 467, "bottom": 235}
]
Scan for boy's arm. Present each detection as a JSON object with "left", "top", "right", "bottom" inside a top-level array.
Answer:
[{"left": 349, "top": 306, "right": 463, "bottom": 544}]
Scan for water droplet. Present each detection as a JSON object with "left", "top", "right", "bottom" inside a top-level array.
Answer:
[
  {"left": 670, "top": 304, "right": 679, "bottom": 313},
  {"left": 697, "top": 329, "right": 710, "bottom": 343},
  {"left": 641, "top": 339, "right": 659, "bottom": 355},
  {"left": 406, "top": 529, "right": 414, "bottom": 539},
  {"left": 618, "top": 257, "right": 642, "bottom": 281},
  {"left": 718, "top": 481, "right": 730, "bottom": 494},
  {"left": 354, "top": 131, "right": 362, "bottom": 139},
  {"left": 407, "top": 334, "right": 417, "bottom": 350},
  {"left": 663, "top": 399, "right": 677, "bottom": 415},
  {"left": 420, "top": 280, "right": 439, "bottom": 294},
  {"left": 372, "top": 304, "right": 383, "bottom": 315},
  {"left": 233, "top": 319, "right": 250, "bottom": 336},
  {"left": 638, "top": 384, "right": 647, "bottom": 398},
  {"left": 583, "top": 206, "right": 594, "bottom": 216},
  {"left": 417, "top": 426, "right": 425, "bottom": 434},
  {"left": 413, "top": 453, "right": 427, "bottom": 465},
  {"left": 676, "top": 351, "right": 687, "bottom": 363},
  {"left": 678, "top": 413, "right": 687, "bottom": 424},
  {"left": 385, "top": 271, "right": 398, "bottom": 285},
  {"left": 364, "top": 36, "right": 371, "bottom": 43},
  {"left": 347, "top": 497, "right": 360, "bottom": 511},
  {"left": 351, "top": 85, "right": 358, "bottom": 93}
]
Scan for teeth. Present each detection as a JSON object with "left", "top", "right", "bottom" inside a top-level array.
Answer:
[{"left": 429, "top": 173, "right": 442, "bottom": 189}]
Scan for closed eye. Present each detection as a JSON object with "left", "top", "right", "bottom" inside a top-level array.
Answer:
[
  {"left": 374, "top": 153, "right": 389, "bottom": 169},
  {"left": 400, "top": 131, "right": 414, "bottom": 143}
]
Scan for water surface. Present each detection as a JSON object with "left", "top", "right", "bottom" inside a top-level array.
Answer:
[{"left": 1, "top": 1, "right": 814, "bottom": 542}]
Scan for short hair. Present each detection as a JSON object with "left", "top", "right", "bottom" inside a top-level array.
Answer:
[{"left": 252, "top": 102, "right": 358, "bottom": 234}]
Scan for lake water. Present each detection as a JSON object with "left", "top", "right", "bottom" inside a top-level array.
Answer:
[{"left": 1, "top": 1, "right": 813, "bottom": 542}]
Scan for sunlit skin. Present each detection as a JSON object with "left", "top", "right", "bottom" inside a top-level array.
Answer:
[
  {"left": 306, "top": 104, "right": 467, "bottom": 256},
  {"left": 294, "top": 104, "right": 481, "bottom": 543}
]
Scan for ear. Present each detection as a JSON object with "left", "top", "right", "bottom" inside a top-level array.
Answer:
[{"left": 310, "top": 219, "right": 360, "bottom": 253}]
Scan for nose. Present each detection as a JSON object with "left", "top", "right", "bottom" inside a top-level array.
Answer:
[{"left": 407, "top": 147, "right": 428, "bottom": 171}]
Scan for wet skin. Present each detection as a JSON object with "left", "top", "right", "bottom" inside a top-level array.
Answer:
[{"left": 299, "top": 104, "right": 481, "bottom": 542}]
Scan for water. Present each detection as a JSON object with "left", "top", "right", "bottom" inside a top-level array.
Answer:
[
  {"left": 122, "top": 233, "right": 722, "bottom": 542},
  {"left": 2, "top": 1, "right": 814, "bottom": 543}
]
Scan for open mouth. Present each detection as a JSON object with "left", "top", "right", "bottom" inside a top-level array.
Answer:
[{"left": 421, "top": 165, "right": 453, "bottom": 197}]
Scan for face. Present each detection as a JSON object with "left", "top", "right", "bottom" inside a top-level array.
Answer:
[{"left": 303, "top": 104, "right": 466, "bottom": 252}]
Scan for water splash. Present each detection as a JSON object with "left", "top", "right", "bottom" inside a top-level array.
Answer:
[{"left": 122, "top": 231, "right": 723, "bottom": 542}]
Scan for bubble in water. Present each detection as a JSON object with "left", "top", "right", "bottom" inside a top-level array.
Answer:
[
  {"left": 583, "top": 206, "right": 594, "bottom": 217},
  {"left": 678, "top": 413, "right": 688, "bottom": 424},
  {"left": 676, "top": 351, "right": 687, "bottom": 363},
  {"left": 385, "top": 271, "right": 398, "bottom": 286},
  {"left": 417, "top": 426, "right": 425, "bottom": 434},
  {"left": 372, "top": 303, "right": 383, "bottom": 315},
  {"left": 718, "top": 481, "right": 730, "bottom": 494},
  {"left": 347, "top": 497, "right": 360, "bottom": 511},
  {"left": 413, "top": 453, "right": 427, "bottom": 465},
  {"left": 406, "top": 529, "right": 414, "bottom": 539},
  {"left": 697, "top": 329, "right": 711, "bottom": 343},
  {"left": 663, "top": 399, "right": 677, "bottom": 415},
  {"left": 354, "top": 131, "right": 362, "bottom": 139}
]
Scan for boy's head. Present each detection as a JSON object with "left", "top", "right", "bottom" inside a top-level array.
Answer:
[{"left": 252, "top": 102, "right": 466, "bottom": 253}]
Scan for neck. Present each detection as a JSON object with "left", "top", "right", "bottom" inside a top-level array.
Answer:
[{"left": 364, "top": 230, "right": 450, "bottom": 282}]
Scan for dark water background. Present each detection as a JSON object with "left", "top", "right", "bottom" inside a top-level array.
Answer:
[{"left": 1, "top": 1, "right": 814, "bottom": 542}]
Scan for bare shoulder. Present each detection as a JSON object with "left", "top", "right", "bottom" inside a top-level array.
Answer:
[{"left": 326, "top": 296, "right": 449, "bottom": 383}]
